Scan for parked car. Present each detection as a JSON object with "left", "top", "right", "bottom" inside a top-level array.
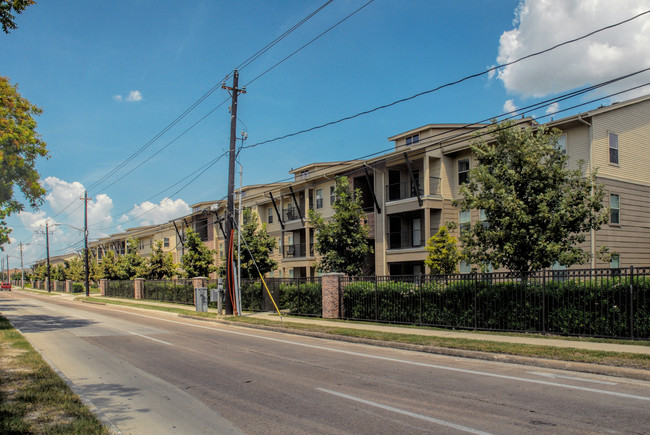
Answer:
[{"left": 1, "top": 282, "right": 11, "bottom": 291}]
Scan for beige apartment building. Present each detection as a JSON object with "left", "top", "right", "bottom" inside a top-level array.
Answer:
[{"left": 80, "top": 93, "right": 650, "bottom": 278}]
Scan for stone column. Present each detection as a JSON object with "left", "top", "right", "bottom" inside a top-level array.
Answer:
[
  {"left": 134, "top": 278, "right": 144, "bottom": 299},
  {"left": 192, "top": 277, "right": 208, "bottom": 305},
  {"left": 322, "top": 273, "right": 344, "bottom": 319},
  {"left": 65, "top": 280, "right": 73, "bottom": 293},
  {"left": 99, "top": 279, "right": 107, "bottom": 296}
]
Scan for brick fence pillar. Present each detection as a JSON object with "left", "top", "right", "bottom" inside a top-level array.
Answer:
[
  {"left": 65, "top": 280, "right": 73, "bottom": 293},
  {"left": 322, "top": 273, "right": 345, "bottom": 319},
  {"left": 192, "top": 277, "right": 208, "bottom": 305},
  {"left": 99, "top": 279, "right": 107, "bottom": 296},
  {"left": 134, "top": 278, "right": 144, "bottom": 299}
]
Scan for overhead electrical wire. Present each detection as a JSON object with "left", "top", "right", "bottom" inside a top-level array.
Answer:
[{"left": 242, "top": 9, "right": 650, "bottom": 150}]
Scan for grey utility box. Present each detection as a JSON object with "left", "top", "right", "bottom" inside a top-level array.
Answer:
[{"left": 195, "top": 287, "right": 208, "bottom": 313}]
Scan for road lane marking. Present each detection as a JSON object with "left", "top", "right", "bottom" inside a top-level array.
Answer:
[
  {"left": 55, "top": 304, "right": 650, "bottom": 403},
  {"left": 317, "top": 388, "right": 492, "bottom": 434},
  {"left": 527, "top": 372, "right": 617, "bottom": 385},
  {"left": 129, "top": 331, "right": 173, "bottom": 346}
]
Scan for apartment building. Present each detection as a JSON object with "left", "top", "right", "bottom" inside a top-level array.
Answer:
[{"left": 76, "top": 93, "right": 649, "bottom": 278}]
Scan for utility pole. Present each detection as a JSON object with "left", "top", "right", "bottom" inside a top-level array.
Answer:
[
  {"left": 81, "top": 190, "right": 92, "bottom": 297},
  {"left": 37, "top": 222, "right": 53, "bottom": 292},
  {"left": 222, "top": 70, "right": 245, "bottom": 315},
  {"left": 19, "top": 242, "right": 25, "bottom": 289},
  {"left": 5, "top": 254, "right": 8, "bottom": 283}
]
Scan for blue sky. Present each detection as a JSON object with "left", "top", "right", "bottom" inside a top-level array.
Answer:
[{"left": 2, "top": 0, "right": 650, "bottom": 267}]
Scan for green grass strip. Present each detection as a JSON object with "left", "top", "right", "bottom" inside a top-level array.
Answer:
[{"left": 0, "top": 315, "right": 109, "bottom": 434}]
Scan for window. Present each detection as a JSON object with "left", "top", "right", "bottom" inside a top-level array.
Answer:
[
  {"left": 315, "top": 189, "right": 323, "bottom": 209},
  {"left": 289, "top": 269, "right": 294, "bottom": 278},
  {"left": 458, "top": 159, "right": 470, "bottom": 185},
  {"left": 479, "top": 209, "right": 489, "bottom": 229},
  {"left": 300, "top": 170, "right": 309, "bottom": 179},
  {"left": 459, "top": 210, "right": 471, "bottom": 234},
  {"left": 268, "top": 207, "right": 273, "bottom": 224},
  {"left": 609, "top": 132, "right": 619, "bottom": 164},
  {"left": 556, "top": 134, "right": 567, "bottom": 154},
  {"left": 610, "top": 253, "right": 620, "bottom": 269},
  {"left": 219, "top": 243, "right": 224, "bottom": 258},
  {"left": 405, "top": 134, "right": 419, "bottom": 145},
  {"left": 196, "top": 218, "right": 208, "bottom": 241},
  {"left": 330, "top": 185, "right": 336, "bottom": 205},
  {"left": 163, "top": 237, "right": 170, "bottom": 248},
  {"left": 610, "top": 194, "right": 620, "bottom": 225},
  {"left": 459, "top": 261, "right": 471, "bottom": 274},
  {"left": 412, "top": 218, "right": 421, "bottom": 247}
]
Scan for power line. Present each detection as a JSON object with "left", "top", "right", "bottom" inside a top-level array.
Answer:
[{"left": 242, "top": 9, "right": 650, "bottom": 150}]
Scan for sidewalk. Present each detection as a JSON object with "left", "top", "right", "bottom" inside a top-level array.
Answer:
[{"left": 34, "top": 289, "right": 649, "bottom": 356}]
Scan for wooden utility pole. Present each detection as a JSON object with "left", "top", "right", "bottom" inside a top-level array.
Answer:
[
  {"left": 222, "top": 70, "right": 245, "bottom": 315},
  {"left": 19, "top": 242, "right": 25, "bottom": 288},
  {"left": 81, "top": 191, "right": 92, "bottom": 297}
]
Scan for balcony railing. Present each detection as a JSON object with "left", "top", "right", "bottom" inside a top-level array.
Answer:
[
  {"left": 282, "top": 208, "right": 302, "bottom": 222},
  {"left": 386, "top": 177, "right": 441, "bottom": 202},
  {"left": 388, "top": 230, "right": 425, "bottom": 250},
  {"left": 282, "top": 243, "right": 315, "bottom": 258}
]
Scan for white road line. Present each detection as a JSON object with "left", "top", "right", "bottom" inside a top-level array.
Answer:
[
  {"left": 50, "top": 303, "right": 650, "bottom": 403},
  {"left": 129, "top": 331, "right": 173, "bottom": 346},
  {"left": 527, "top": 372, "right": 618, "bottom": 385},
  {"left": 317, "top": 388, "right": 492, "bottom": 434}
]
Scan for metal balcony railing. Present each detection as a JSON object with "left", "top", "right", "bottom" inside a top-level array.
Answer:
[
  {"left": 388, "top": 230, "right": 425, "bottom": 250},
  {"left": 282, "top": 208, "right": 302, "bottom": 222},
  {"left": 386, "top": 177, "right": 441, "bottom": 201},
  {"left": 282, "top": 243, "right": 314, "bottom": 258}
]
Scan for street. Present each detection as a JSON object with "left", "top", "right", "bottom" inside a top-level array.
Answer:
[{"left": 1, "top": 291, "right": 649, "bottom": 434}]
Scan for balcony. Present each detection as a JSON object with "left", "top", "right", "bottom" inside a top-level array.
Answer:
[
  {"left": 386, "top": 177, "right": 441, "bottom": 202},
  {"left": 282, "top": 207, "right": 302, "bottom": 222},
  {"left": 282, "top": 243, "right": 314, "bottom": 258},
  {"left": 388, "top": 230, "right": 425, "bottom": 250}
]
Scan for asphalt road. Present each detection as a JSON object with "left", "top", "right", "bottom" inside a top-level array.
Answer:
[{"left": 1, "top": 291, "right": 649, "bottom": 434}]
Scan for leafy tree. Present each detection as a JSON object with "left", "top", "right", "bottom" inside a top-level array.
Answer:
[
  {"left": 455, "top": 120, "right": 608, "bottom": 275},
  {"left": 1, "top": 76, "right": 49, "bottom": 250},
  {"left": 119, "top": 238, "right": 145, "bottom": 279},
  {"left": 309, "top": 176, "right": 373, "bottom": 276},
  {"left": 237, "top": 209, "right": 277, "bottom": 279},
  {"left": 425, "top": 226, "right": 461, "bottom": 275},
  {"left": 33, "top": 263, "right": 46, "bottom": 280},
  {"left": 181, "top": 227, "right": 216, "bottom": 278},
  {"left": 51, "top": 263, "right": 65, "bottom": 281},
  {"left": 0, "top": 0, "right": 34, "bottom": 33},
  {"left": 64, "top": 257, "right": 85, "bottom": 282},
  {"left": 98, "top": 250, "right": 121, "bottom": 280},
  {"left": 145, "top": 240, "right": 177, "bottom": 279}
]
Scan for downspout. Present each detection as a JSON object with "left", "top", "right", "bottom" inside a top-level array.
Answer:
[{"left": 578, "top": 115, "right": 596, "bottom": 268}]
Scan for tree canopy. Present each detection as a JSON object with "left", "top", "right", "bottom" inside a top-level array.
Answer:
[
  {"left": 309, "top": 176, "right": 372, "bottom": 276},
  {"left": 237, "top": 208, "right": 277, "bottom": 279},
  {"left": 181, "top": 227, "right": 215, "bottom": 278},
  {"left": 0, "top": 0, "right": 34, "bottom": 33},
  {"left": 1, "top": 76, "right": 49, "bottom": 249},
  {"left": 145, "top": 240, "right": 177, "bottom": 279},
  {"left": 455, "top": 120, "right": 608, "bottom": 275}
]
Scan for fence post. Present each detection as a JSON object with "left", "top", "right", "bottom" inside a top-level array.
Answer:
[
  {"left": 542, "top": 269, "right": 546, "bottom": 334},
  {"left": 629, "top": 265, "right": 635, "bottom": 339},
  {"left": 473, "top": 272, "right": 478, "bottom": 330},
  {"left": 99, "top": 279, "right": 107, "bottom": 296},
  {"left": 374, "top": 277, "right": 378, "bottom": 322},
  {"left": 321, "top": 273, "right": 344, "bottom": 319},
  {"left": 134, "top": 278, "right": 144, "bottom": 299},
  {"left": 65, "top": 279, "right": 73, "bottom": 293}
]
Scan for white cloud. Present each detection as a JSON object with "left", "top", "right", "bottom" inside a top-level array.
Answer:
[
  {"left": 127, "top": 198, "right": 190, "bottom": 226},
  {"left": 496, "top": 0, "right": 650, "bottom": 99},
  {"left": 546, "top": 102, "right": 560, "bottom": 115},
  {"left": 113, "top": 90, "right": 143, "bottom": 103},
  {"left": 503, "top": 99, "right": 518, "bottom": 114},
  {"left": 126, "top": 90, "right": 143, "bottom": 102}
]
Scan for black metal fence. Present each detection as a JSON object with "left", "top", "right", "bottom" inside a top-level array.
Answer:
[
  {"left": 142, "top": 279, "right": 194, "bottom": 305},
  {"left": 104, "top": 280, "right": 135, "bottom": 299},
  {"left": 340, "top": 267, "right": 650, "bottom": 339},
  {"left": 241, "top": 277, "right": 322, "bottom": 316}
]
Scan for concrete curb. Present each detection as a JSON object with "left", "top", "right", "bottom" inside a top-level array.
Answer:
[{"left": 178, "top": 315, "right": 650, "bottom": 382}]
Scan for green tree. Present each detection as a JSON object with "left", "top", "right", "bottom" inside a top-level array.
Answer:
[
  {"left": 309, "top": 176, "right": 373, "bottom": 276},
  {"left": 1, "top": 76, "right": 49, "bottom": 250},
  {"left": 98, "top": 250, "right": 121, "bottom": 280},
  {"left": 425, "top": 226, "right": 461, "bottom": 275},
  {"left": 64, "top": 257, "right": 84, "bottom": 282},
  {"left": 51, "top": 263, "right": 65, "bottom": 281},
  {"left": 118, "top": 238, "right": 145, "bottom": 279},
  {"left": 33, "top": 263, "right": 46, "bottom": 280},
  {"left": 181, "top": 228, "right": 215, "bottom": 278},
  {"left": 0, "top": 0, "right": 34, "bottom": 33},
  {"left": 145, "top": 240, "right": 177, "bottom": 279},
  {"left": 237, "top": 208, "right": 277, "bottom": 279},
  {"left": 455, "top": 120, "right": 608, "bottom": 275}
]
